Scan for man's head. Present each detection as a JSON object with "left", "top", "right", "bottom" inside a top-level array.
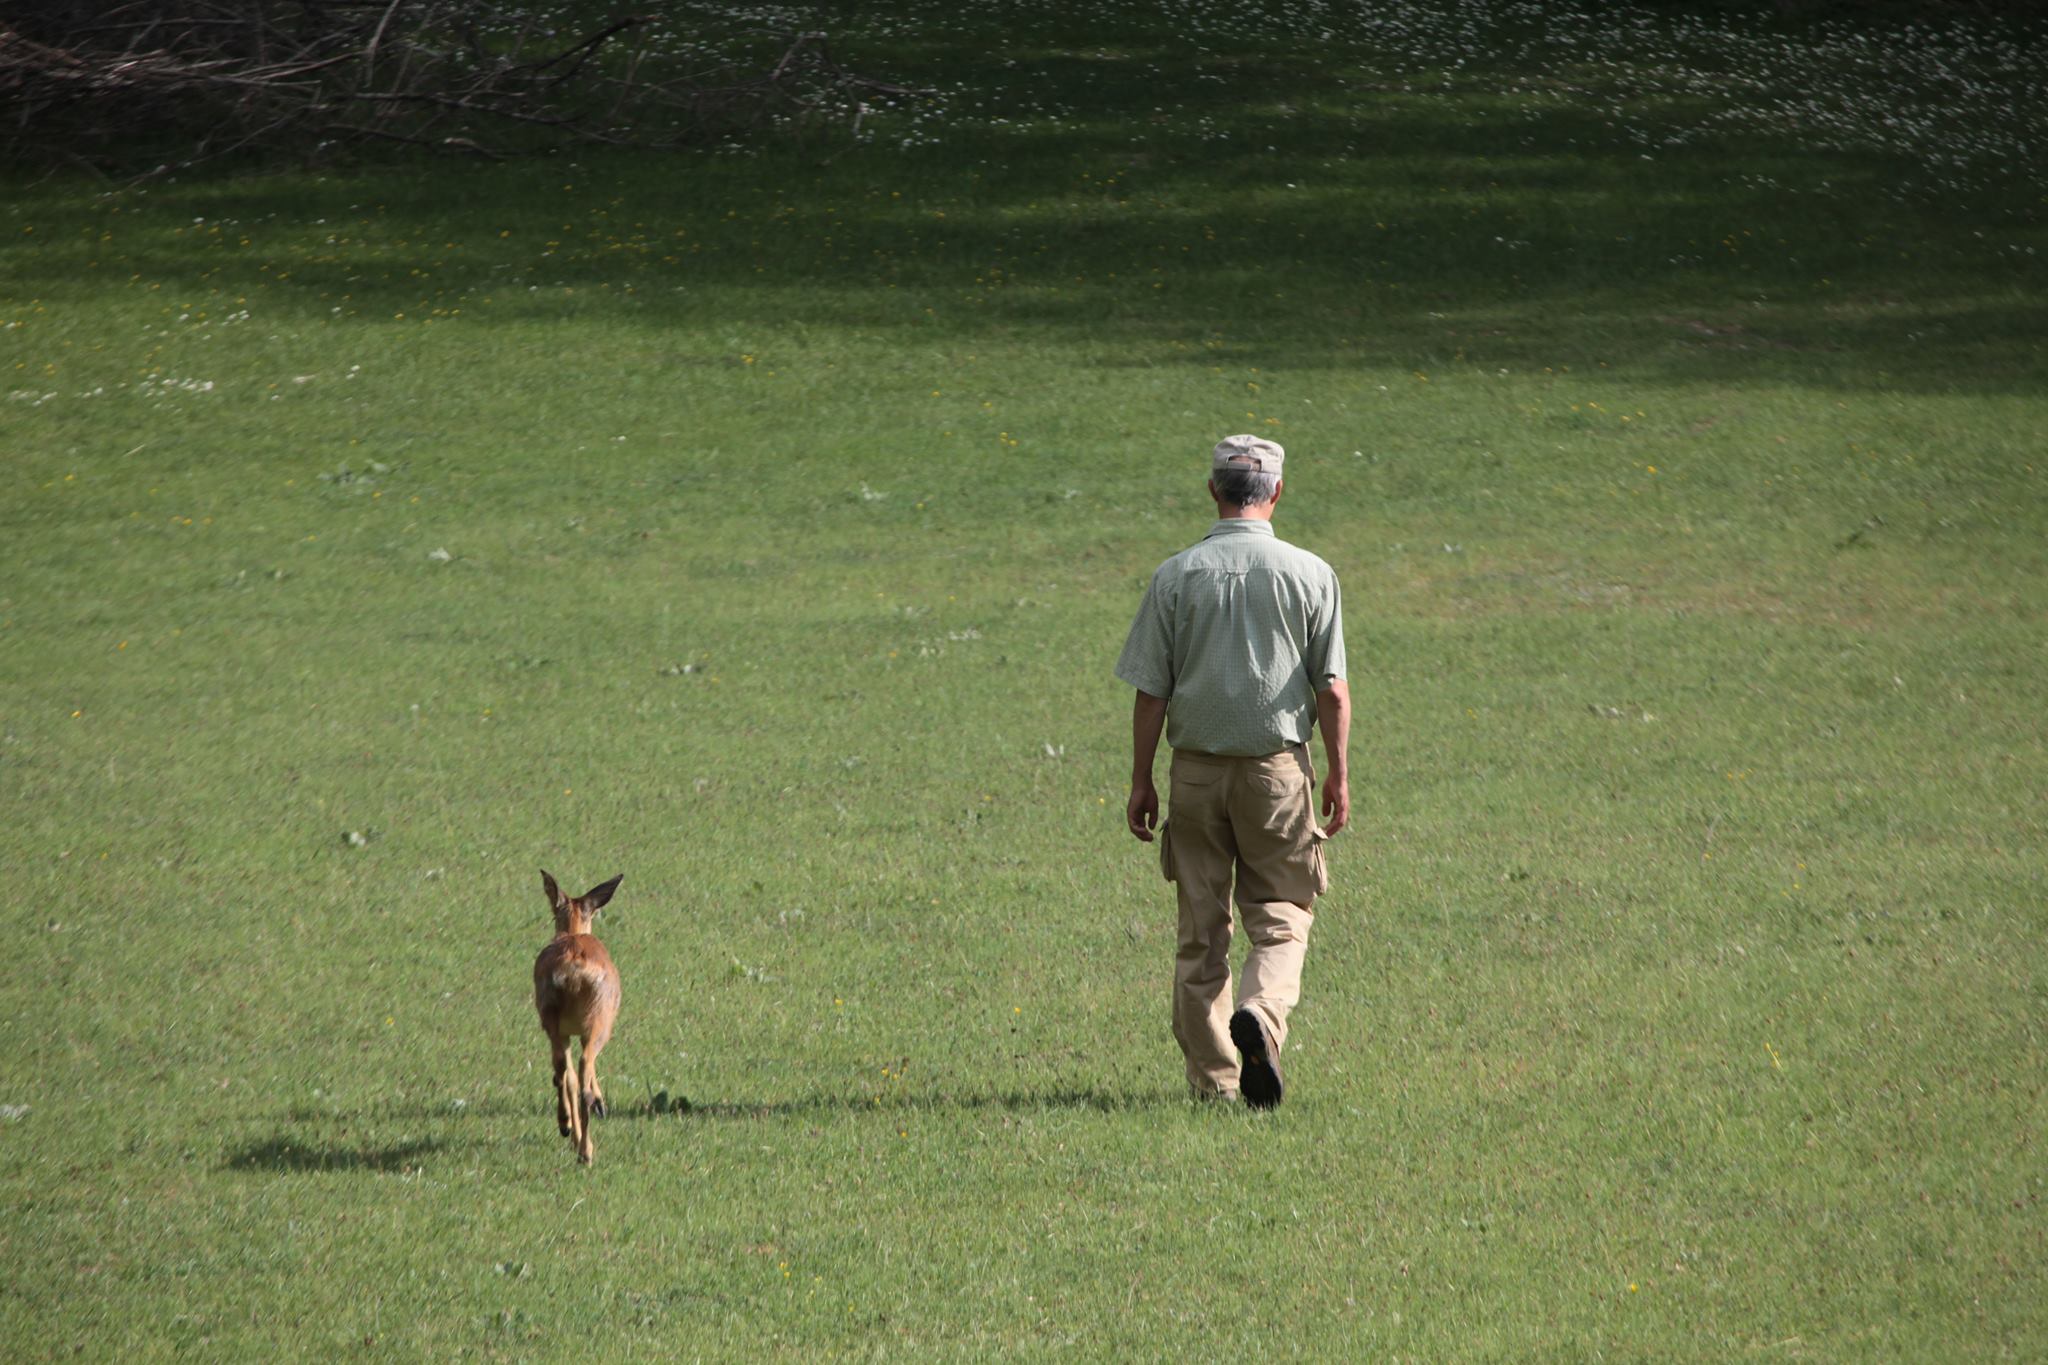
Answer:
[{"left": 1209, "top": 434, "right": 1284, "bottom": 512}]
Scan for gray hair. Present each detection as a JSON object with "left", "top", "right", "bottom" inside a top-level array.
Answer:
[{"left": 1211, "top": 463, "right": 1280, "bottom": 508}]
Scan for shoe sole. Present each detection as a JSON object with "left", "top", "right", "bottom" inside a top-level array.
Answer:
[{"left": 1230, "top": 1009, "right": 1284, "bottom": 1110}]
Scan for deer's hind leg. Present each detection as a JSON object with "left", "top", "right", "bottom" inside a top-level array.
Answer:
[
  {"left": 572, "top": 1038, "right": 605, "bottom": 1164},
  {"left": 549, "top": 1034, "right": 575, "bottom": 1138},
  {"left": 559, "top": 1056, "right": 585, "bottom": 1158},
  {"left": 582, "top": 1022, "right": 612, "bottom": 1120}
]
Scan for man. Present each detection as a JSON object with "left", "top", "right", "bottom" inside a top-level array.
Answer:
[{"left": 1116, "top": 435, "right": 1350, "bottom": 1109}]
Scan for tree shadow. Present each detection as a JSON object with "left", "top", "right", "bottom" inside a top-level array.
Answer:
[{"left": 6, "top": 20, "right": 2039, "bottom": 396}]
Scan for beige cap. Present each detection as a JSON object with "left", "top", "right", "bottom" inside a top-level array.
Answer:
[{"left": 1212, "top": 434, "right": 1284, "bottom": 477}]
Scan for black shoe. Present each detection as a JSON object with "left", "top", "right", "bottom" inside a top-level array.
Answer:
[{"left": 1229, "top": 1009, "right": 1285, "bottom": 1110}]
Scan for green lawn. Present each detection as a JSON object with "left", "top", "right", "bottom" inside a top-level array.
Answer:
[{"left": 3, "top": 1, "right": 2044, "bottom": 1357}]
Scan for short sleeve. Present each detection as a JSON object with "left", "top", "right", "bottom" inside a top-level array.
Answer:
[
  {"left": 1114, "top": 568, "right": 1176, "bottom": 698},
  {"left": 1305, "top": 568, "right": 1345, "bottom": 687}
]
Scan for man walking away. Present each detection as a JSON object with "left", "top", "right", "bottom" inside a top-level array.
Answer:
[{"left": 1117, "top": 435, "right": 1350, "bottom": 1109}]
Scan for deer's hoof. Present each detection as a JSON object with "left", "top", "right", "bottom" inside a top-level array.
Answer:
[{"left": 589, "top": 1096, "right": 607, "bottom": 1119}]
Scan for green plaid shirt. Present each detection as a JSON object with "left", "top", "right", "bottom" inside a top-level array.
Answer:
[{"left": 1116, "top": 519, "right": 1346, "bottom": 756}]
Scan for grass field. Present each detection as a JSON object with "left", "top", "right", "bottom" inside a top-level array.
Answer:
[{"left": 4, "top": 0, "right": 2045, "bottom": 1357}]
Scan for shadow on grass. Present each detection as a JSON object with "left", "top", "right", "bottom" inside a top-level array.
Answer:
[
  {"left": 222, "top": 1086, "right": 1224, "bottom": 1175},
  {"left": 292, "top": 1084, "right": 1184, "bottom": 1131},
  {"left": 225, "top": 1134, "right": 446, "bottom": 1173},
  {"left": 652, "top": 1085, "right": 1183, "bottom": 1121}
]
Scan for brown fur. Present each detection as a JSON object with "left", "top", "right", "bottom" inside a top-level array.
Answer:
[{"left": 534, "top": 870, "right": 623, "bottom": 1165}]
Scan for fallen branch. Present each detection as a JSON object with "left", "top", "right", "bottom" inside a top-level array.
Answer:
[{"left": 1, "top": 3, "right": 934, "bottom": 172}]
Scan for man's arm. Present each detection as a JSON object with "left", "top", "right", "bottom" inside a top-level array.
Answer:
[
  {"left": 1127, "top": 689, "right": 1169, "bottom": 841},
  {"left": 1315, "top": 679, "right": 1351, "bottom": 837}
]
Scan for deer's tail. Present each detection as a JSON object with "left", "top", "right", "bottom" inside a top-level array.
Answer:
[{"left": 550, "top": 956, "right": 607, "bottom": 994}]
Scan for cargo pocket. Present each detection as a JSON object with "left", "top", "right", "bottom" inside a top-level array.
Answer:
[
  {"left": 1308, "top": 826, "right": 1331, "bottom": 897},
  {"left": 1158, "top": 820, "right": 1176, "bottom": 882}
]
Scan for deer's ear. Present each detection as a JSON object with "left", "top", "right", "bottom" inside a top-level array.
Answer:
[
  {"left": 582, "top": 874, "right": 623, "bottom": 911},
  {"left": 542, "top": 869, "right": 567, "bottom": 914}
]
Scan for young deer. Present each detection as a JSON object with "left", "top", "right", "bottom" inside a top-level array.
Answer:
[{"left": 534, "top": 870, "right": 623, "bottom": 1165}]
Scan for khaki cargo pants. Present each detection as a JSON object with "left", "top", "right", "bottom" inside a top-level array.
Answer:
[{"left": 1159, "top": 743, "right": 1329, "bottom": 1096}]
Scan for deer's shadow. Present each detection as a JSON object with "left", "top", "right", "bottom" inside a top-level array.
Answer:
[{"left": 224, "top": 1134, "right": 445, "bottom": 1173}]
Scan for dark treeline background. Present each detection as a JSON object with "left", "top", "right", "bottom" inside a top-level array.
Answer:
[{"left": 1609, "top": 0, "right": 2042, "bottom": 20}]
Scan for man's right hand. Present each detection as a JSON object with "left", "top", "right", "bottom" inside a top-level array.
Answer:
[
  {"left": 1320, "top": 772, "right": 1350, "bottom": 838},
  {"left": 1127, "top": 778, "right": 1159, "bottom": 841}
]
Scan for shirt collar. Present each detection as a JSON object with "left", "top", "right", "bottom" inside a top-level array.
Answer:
[{"left": 1204, "top": 519, "right": 1275, "bottom": 539}]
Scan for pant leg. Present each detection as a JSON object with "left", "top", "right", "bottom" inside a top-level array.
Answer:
[
  {"left": 1228, "top": 746, "right": 1325, "bottom": 1054},
  {"left": 1165, "top": 750, "right": 1238, "bottom": 1093},
  {"left": 1234, "top": 898, "right": 1314, "bottom": 1052}
]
